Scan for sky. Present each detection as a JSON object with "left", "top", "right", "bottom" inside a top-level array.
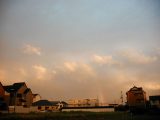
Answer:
[{"left": 0, "top": 0, "right": 160, "bottom": 103}]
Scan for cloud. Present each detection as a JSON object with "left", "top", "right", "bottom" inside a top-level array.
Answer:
[
  {"left": 64, "top": 62, "right": 77, "bottom": 72},
  {"left": 144, "top": 82, "right": 160, "bottom": 91},
  {"left": 63, "top": 61, "right": 95, "bottom": 75},
  {"left": 32, "top": 65, "right": 47, "bottom": 79},
  {"left": 23, "top": 44, "right": 41, "bottom": 56},
  {"left": 18, "top": 68, "right": 27, "bottom": 77},
  {"left": 92, "top": 54, "right": 113, "bottom": 64},
  {"left": 80, "top": 63, "right": 95, "bottom": 76},
  {"left": 92, "top": 54, "right": 121, "bottom": 65},
  {"left": 119, "top": 49, "right": 157, "bottom": 64}
]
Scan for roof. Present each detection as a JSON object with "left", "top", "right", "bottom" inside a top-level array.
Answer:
[
  {"left": 3, "top": 82, "right": 26, "bottom": 93},
  {"left": 33, "top": 94, "right": 40, "bottom": 97},
  {"left": 32, "top": 100, "right": 67, "bottom": 106},
  {"left": 0, "top": 82, "right": 3, "bottom": 87},
  {"left": 61, "top": 101, "right": 68, "bottom": 105},
  {"left": 3, "top": 85, "right": 15, "bottom": 92},
  {"left": 24, "top": 88, "right": 31, "bottom": 94},
  {"left": 0, "top": 82, "right": 4, "bottom": 90},
  {"left": 127, "top": 86, "right": 145, "bottom": 93},
  {"left": 32, "top": 100, "right": 53, "bottom": 106},
  {"left": 149, "top": 95, "right": 160, "bottom": 100},
  {"left": 13, "top": 82, "right": 25, "bottom": 90},
  {"left": 50, "top": 101, "right": 60, "bottom": 105},
  {"left": 130, "top": 86, "right": 142, "bottom": 91}
]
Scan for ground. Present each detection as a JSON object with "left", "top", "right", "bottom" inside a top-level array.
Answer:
[{"left": 0, "top": 112, "right": 160, "bottom": 120}]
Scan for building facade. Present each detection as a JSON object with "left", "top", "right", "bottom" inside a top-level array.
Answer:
[
  {"left": 126, "top": 86, "right": 146, "bottom": 109},
  {"left": 149, "top": 95, "right": 160, "bottom": 109},
  {"left": 0, "top": 82, "right": 5, "bottom": 98},
  {"left": 3, "top": 82, "right": 33, "bottom": 107},
  {"left": 0, "top": 82, "right": 7, "bottom": 110},
  {"left": 67, "top": 99, "right": 99, "bottom": 107}
]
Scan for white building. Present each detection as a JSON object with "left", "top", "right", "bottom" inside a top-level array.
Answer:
[{"left": 67, "top": 98, "right": 99, "bottom": 107}]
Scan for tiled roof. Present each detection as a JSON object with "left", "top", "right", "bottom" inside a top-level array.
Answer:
[
  {"left": 33, "top": 94, "right": 39, "bottom": 97},
  {"left": 3, "top": 85, "right": 15, "bottom": 92},
  {"left": 51, "top": 101, "right": 60, "bottom": 105},
  {"left": 0, "top": 82, "right": 4, "bottom": 91},
  {"left": 24, "top": 88, "right": 31, "bottom": 94},
  {"left": 32, "top": 100, "right": 53, "bottom": 106},
  {"left": 3, "top": 82, "right": 25, "bottom": 93},
  {"left": 13, "top": 82, "right": 25, "bottom": 90}
]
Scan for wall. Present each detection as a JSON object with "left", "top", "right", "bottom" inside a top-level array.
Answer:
[
  {"left": 62, "top": 108, "right": 114, "bottom": 112},
  {"left": 25, "top": 90, "right": 33, "bottom": 107},
  {"left": 0, "top": 83, "right": 5, "bottom": 98},
  {"left": 9, "top": 106, "right": 38, "bottom": 113},
  {"left": 16, "top": 84, "right": 27, "bottom": 106}
]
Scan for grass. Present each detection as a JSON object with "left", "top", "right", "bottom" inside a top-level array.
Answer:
[{"left": 0, "top": 111, "right": 160, "bottom": 120}]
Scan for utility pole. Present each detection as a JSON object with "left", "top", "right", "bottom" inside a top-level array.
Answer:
[{"left": 120, "top": 91, "right": 123, "bottom": 105}]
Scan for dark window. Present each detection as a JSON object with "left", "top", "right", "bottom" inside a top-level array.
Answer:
[
  {"left": 17, "top": 94, "right": 22, "bottom": 98},
  {"left": 23, "top": 105, "right": 27, "bottom": 108},
  {"left": 10, "top": 93, "right": 14, "bottom": 97},
  {"left": 38, "top": 106, "right": 41, "bottom": 110},
  {"left": 45, "top": 106, "right": 49, "bottom": 110}
]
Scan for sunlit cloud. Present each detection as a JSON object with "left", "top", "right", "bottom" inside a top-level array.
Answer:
[
  {"left": 92, "top": 54, "right": 122, "bottom": 66},
  {"left": 52, "top": 70, "right": 57, "bottom": 74},
  {"left": 92, "top": 54, "right": 113, "bottom": 65},
  {"left": 156, "top": 47, "right": 160, "bottom": 55},
  {"left": 144, "top": 82, "right": 160, "bottom": 91},
  {"left": 63, "top": 61, "right": 95, "bottom": 76},
  {"left": 119, "top": 49, "right": 157, "bottom": 64},
  {"left": 18, "top": 68, "right": 27, "bottom": 77},
  {"left": 81, "top": 63, "right": 95, "bottom": 76},
  {"left": 64, "top": 62, "right": 77, "bottom": 72},
  {"left": 32, "top": 65, "right": 47, "bottom": 79},
  {"left": 23, "top": 44, "right": 41, "bottom": 56}
]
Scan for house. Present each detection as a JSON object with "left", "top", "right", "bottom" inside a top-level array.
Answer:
[
  {"left": 0, "top": 82, "right": 5, "bottom": 98},
  {"left": 23, "top": 88, "right": 33, "bottom": 107},
  {"left": 32, "top": 100, "right": 67, "bottom": 111},
  {"left": 0, "top": 82, "right": 7, "bottom": 111},
  {"left": 3, "top": 82, "right": 33, "bottom": 107},
  {"left": 126, "top": 86, "right": 146, "bottom": 109},
  {"left": 149, "top": 95, "right": 160, "bottom": 109},
  {"left": 32, "top": 100, "right": 53, "bottom": 111},
  {"left": 32, "top": 94, "right": 41, "bottom": 103},
  {"left": 51, "top": 101, "right": 68, "bottom": 109}
]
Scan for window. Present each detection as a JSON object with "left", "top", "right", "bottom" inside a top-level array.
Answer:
[
  {"left": 23, "top": 105, "right": 27, "bottom": 108},
  {"left": 17, "top": 94, "right": 22, "bottom": 98},
  {"left": 38, "top": 106, "right": 41, "bottom": 110},
  {"left": 45, "top": 106, "right": 49, "bottom": 110}
]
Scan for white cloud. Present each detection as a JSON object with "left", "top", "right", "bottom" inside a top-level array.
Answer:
[
  {"left": 52, "top": 70, "right": 57, "bottom": 74},
  {"left": 64, "top": 62, "right": 77, "bottom": 72},
  {"left": 81, "top": 63, "right": 95, "bottom": 76},
  {"left": 119, "top": 49, "right": 157, "bottom": 64},
  {"left": 18, "top": 68, "right": 27, "bottom": 76},
  {"left": 144, "top": 82, "right": 160, "bottom": 91},
  {"left": 92, "top": 54, "right": 114, "bottom": 65},
  {"left": 61, "top": 61, "right": 96, "bottom": 80},
  {"left": 33, "top": 65, "right": 47, "bottom": 79},
  {"left": 23, "top": 44, "right": 41, "bottom": 56}
]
